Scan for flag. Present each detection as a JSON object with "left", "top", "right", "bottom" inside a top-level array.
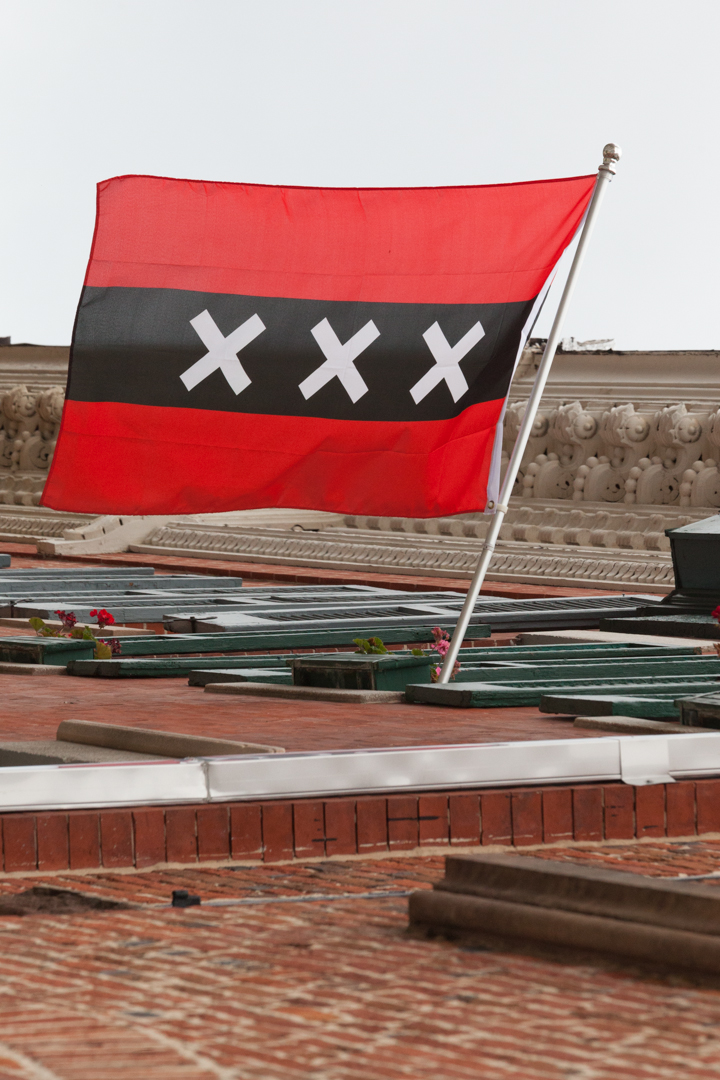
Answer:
[{"left": 42, "top": 172, "right": 596, "bottom": 517}]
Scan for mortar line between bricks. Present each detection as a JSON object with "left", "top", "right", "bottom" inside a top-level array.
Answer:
[
  {"left": 129, "top": 1024, "right": 242, "bottom": 1080},
  {"left": 0, "top": 1039, "right": 62, "bottom": 1080},
  {"left": 4, "top": 996, "right": 242, "bottom": 1080}
]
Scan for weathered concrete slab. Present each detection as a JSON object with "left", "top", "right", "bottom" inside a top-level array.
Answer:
[
  {"left": 539, "top": 693, "right": 679, "bottom": 718},
  {"left": 188, "top": 668, "right": 292, "bottom": 686},
  {"left": 517, "top": 629, "right": 716, "bottom": 653},
  {"left": 204, "top": 682, "right": 405, "bottom": 703},
  {"left": 573, "top": 715, "right": 711, "bottom": 734},
  {"left": 0, "top": 618, "right": 157, "bottom": 636},
  {"left": 56, "top": 718, "right": 283, "bottom": 757},
  {"left": 0, "top": 661, "right": 67, "bottom": 676},
  {"left": 0, "top": 740, "right": 167, "bottom": 766}
]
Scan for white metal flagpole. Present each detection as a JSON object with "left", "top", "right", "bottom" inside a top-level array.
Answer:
[{"left": 437, "top": 142, "right": 621, "bottom": 684}]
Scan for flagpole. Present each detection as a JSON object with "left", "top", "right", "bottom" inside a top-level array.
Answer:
[{"left": 437, "top": 142, "right": 621, "bottom": 684}]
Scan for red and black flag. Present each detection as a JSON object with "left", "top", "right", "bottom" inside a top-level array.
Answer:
[{"left": 42, "top": 173, "right": 596, "bottom": 517}]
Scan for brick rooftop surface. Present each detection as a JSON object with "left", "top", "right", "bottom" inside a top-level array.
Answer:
[
  {"left": 0, "top": 844, "right": 718, "bottom": 1078},
  {"left": 0, "top": 671, "right": 594, "bottom": 749}
]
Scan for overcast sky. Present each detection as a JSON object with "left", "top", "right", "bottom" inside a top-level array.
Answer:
[{"left": 2, "top": 0, "right": 717, "bottom": 349}]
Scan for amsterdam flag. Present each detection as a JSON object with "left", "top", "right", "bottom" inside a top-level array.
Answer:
[{"left": 42, "top": 173, "right": 596, "bottom": 517}]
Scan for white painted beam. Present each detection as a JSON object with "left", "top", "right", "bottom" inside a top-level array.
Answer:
[{"left": 0, "top": 732, "right": 717, "bottom": 812}]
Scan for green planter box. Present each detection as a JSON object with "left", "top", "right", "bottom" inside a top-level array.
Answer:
[
  {"left": 0, "top": 636, "right": 97, "bottom": 665},
  {"left": 291, "top": 653, "right": 436, "bottom": 692}
]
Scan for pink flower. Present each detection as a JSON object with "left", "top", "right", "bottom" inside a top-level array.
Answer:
[{"left": 430, "top": 658, "right": 461, "bottom": 682}]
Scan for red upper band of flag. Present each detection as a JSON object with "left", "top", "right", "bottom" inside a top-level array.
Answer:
[{"left": 43, "top": 172, "right": 596, "bottom": 518}]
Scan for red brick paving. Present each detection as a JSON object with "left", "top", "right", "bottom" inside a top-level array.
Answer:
[
  {"left": 0, "top": 846, "right": 716, "bottom": 1078},
  {"left": 0, "top": 547, "right": 706, "bottom": 1076},
  {"left": 531, "top": 838, "right": 720, "bottom": 879},
  {"left": 0, "top": 670, "right": 597, "bottom": 749}
]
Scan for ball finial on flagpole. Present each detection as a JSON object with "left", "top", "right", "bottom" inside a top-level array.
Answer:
[{"left": 600, "top": 143, "right": 622, "bottom": 174}]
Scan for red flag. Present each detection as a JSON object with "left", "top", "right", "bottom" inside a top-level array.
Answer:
[{"left": 43, "top": 173, "right": 595, "bottom": 517}]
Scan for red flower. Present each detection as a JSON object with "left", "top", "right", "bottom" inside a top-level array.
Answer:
[
  {"left": 55, "top": 610, "right": 76, "bottom": 629},
  {"left": 91, "top": 608, "right": 115, "bottom": 628},
  {"left": 713, "top": 605, "right": 720, "bottom": 624}
]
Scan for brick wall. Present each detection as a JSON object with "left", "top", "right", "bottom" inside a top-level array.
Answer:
[{"left": 0, "top": 779, "right": 717, "bottom": 873}]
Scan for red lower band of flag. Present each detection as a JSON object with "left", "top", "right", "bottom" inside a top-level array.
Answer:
[{"left": 42, "top": 399, "right": 504, "bottom": 517}]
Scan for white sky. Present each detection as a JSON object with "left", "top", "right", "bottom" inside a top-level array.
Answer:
[{"left": 1, "top": 0, "right": 718, "bottom": 349}]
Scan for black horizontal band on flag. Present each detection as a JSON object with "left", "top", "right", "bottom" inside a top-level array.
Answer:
[{"left": 68, "top": 286, "right": 535, "bottom": 423}]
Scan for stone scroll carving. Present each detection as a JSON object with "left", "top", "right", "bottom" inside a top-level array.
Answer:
[
  {"left": 0, "top": 385, "right": 65, "bottom": 505},
  {"left": 502, "top": 398, "right": 720, "bottom": 508},
  {"left": 6, "top": 374, "right": 720, "bottom": 514}
]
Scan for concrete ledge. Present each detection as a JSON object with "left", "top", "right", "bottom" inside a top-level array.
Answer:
[
  {"left": 0, "top": 619, "right": 156, "bottom": 637},
  {"left": 0, "top": 661, "right": 67, "bottom": 676},
  {"left": 0, "top": 740, "right": 168, "bottom": 766},
  {"left": 409, "top": 888, "right": 720, "bottom": 973},
  {"left": 518, "top": 629, "right": 716, "bottom": 653},
  {"left": 539, "top": 693, "right": 678, "bottom": 718},
  {"left": 204, "top": 682, "right": 405, "bottom": 703},
  {"left": 56, "top": 718, "right": 283, "bottom": 757},
  {"left": 408, "top": 852, "right": 720, "bottom": 972}
]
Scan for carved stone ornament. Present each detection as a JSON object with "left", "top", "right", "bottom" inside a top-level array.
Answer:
[
  {"left": 501, "top": 395, "right": 719, "bottom": 511},
  {"left": 0, "top": 385, "right": 64, "bottom": 505}
]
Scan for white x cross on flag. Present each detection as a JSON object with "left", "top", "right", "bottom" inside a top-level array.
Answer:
[
  {"left": 410, "top": 321, "right": 485, "bottom": 404},
  {"left": 299, "top": 318, "right": 380, "bottom": 404},
  {"left": 180, "top": 310, "right": 266, "bottom": 395}
]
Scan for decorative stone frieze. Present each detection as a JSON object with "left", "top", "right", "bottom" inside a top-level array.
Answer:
[
  {"left": 1, "top": 342, "right": 719, "bottom": 592},
  {"left": 133, "top": 506, "right": 680, "bottom": 592},
  {"left": 501, "top": 398, "right": 720, "bottom": 510},
  {"left": 0, "top": 508, "right": 91, "bottom": 541},
  {"left": 0, "top": 384, "right": 65, "bottom": 505},
  {"left": 348, "top": 500, "right": 714, "bottom": 550}
]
